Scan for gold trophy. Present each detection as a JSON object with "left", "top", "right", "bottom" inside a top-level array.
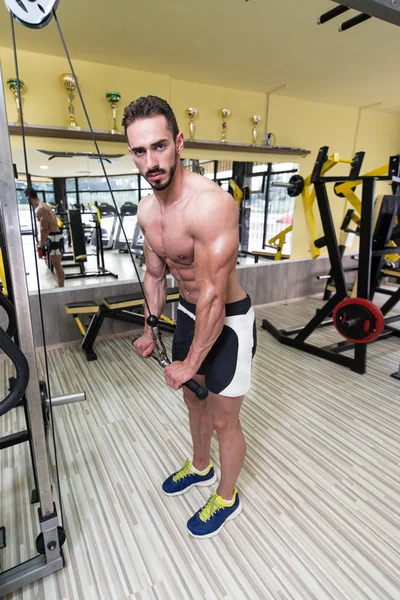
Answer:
[
  {"left": 106, "top": 92, "right": 121, "bottom": 134},
  {"left": 7, "top": 78, "right": 26, "bottom": 124},
  {"left": 61, "top": 73, "right": 79, "bottom": 129},
  {"left": 220, "top": 108, "right": 231, "bottom": 143},
  {"left": 250, "top": 116, "right": 262, "bottom": 146},
  {"left": 186, "top": 107, "right": 198, "bottom": 141}
]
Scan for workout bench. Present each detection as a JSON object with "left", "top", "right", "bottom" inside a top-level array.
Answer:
[{"left": 65, "top": 287, "right": 179, "bottom": 361}]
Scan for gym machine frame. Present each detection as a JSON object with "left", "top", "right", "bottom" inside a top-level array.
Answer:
[
  {"left": 46, "top": 205, "right": 118, "bottom": 281},
  {"left": 0, "top": 66, "right": 64, "bottom": 596},
  {"left": 262, "top": 146, "right": 400, "bottom": 374}
]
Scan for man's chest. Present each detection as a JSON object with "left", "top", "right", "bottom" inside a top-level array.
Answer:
[{"left": 145, "top": 211, "right": 194, "bottom": 264}]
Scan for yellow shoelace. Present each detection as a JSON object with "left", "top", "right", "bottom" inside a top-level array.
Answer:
[
  {"left": 172, "top": 459, "right": 193, "bottom": 482},
  {"left": 199, "top": 492, "right": 226, "bottom": 522}
]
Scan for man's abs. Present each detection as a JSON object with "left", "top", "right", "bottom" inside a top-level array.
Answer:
[{"left": 167, "top": 260, "right": 245, "bottom": 305}]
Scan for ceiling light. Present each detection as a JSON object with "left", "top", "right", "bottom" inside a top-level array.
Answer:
[{"left": 40, "top": 165, "right": 48, "bottom": 170}]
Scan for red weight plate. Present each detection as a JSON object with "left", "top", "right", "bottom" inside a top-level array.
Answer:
[
  {"left": 333, "top": 298, "right": 384, "bottom": 344},
  {"left": 363, "top": 320, "right": 371, "bottom": 333}
]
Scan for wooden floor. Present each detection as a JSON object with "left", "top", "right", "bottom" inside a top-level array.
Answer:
[
  {"left": 22, "top": 235, "right": 257, "bottom": 292},
  {"left": 1, "top": 298, "right": 400, "bottom": 599}
]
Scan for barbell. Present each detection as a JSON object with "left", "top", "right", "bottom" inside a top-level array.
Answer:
[{"left": 271, "top": 174, "right": 304, "bottom": 197}]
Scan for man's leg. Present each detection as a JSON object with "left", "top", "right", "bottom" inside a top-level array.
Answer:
[
  {"left": 183, "top": 374, "right": 214, "bottom": 470},
  {"left": 208, "top": 392, "right": 245, "bottom": 500},
  {"left": 51, "top": 255, "right": 65, "bottom": 288}
]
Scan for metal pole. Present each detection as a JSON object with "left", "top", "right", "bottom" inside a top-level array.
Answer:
[
  {"left": 49, "top": 392, "right": 85, "bottom": 407},
  {"left": 0, "top": 63, "right": 56, "bottom": 518},
  {"left": 357, "top": 178, "right": 375, "bottom": 300},
  {"left": 262, "top": 163, "right": 272, "bottom": 250}
]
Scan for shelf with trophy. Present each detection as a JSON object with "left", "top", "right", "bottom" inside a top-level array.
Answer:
[{"left": 7, "top": 85, "right": 310, "bottom": 157}]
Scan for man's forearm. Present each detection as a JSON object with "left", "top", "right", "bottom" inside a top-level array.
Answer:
[
  {"left": 143, "top": 272, "right": 167, "bottom": 335},
  {"left": 185, "top": 292, "right": 225, "bottom": 372},
  {"left": 39, "top": 227, "right": 49, "bottom": 246}
]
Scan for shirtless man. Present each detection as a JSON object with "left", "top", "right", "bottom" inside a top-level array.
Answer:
[
  {"left": 25, "top": 188, "right": 65, "bottom": 288},
  {"left": 123, "top": 96, "right": 256, "bottom": 539}
]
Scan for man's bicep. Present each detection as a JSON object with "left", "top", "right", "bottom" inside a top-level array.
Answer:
[
  {"left": 194, "top": 221, "right": 238, "bottom": 297},
  {"left": 143, "top": 239, "right": 167, "bottom": 281}
]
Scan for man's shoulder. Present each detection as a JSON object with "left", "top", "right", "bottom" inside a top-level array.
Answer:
[
  {"left": 37, "top": 202, "right": 52, "bottom": 212},
  {"left": 36, "top": 203, "right": 46, "bottom": 217},
  {"left": 138, "top": 194, "right": 155, "bottom": 211},
  {"left": 190, "top": 181, "right": 237, "bottom": 213},
  {"left": 185, "top": 185, "right": 238, "bottom": 236},
  {"left": 137, "top": 194, "right": 155, "bottom": 225}
]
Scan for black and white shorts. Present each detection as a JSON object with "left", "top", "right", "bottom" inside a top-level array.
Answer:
[
  {"left": 47, "top": 231, "right": 63, "bottom": 256},
  {"left": 172, "top": 295, "right": 257, "bottom": 397}
]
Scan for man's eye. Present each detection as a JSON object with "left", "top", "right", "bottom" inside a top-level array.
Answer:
[
  {"left": 134, "top": 150, "right": 144, "bottom": 157},
  {"left": 157, "top": 144, "right": 165, "bottom": 151}
]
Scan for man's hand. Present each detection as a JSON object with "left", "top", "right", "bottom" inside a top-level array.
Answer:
[
  {"left": 164, "top": 361, "right": 197, "bottom": 391},
  {"left": 133, "top": 332, "right": 157, "bottom": 358}
]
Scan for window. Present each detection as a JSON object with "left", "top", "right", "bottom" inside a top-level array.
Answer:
[
  {"left": 265, "top": 168, "right": 298, "bottom": 256},
  {"left": 65, "top": 175, "right": 141, "bottom": 210},
  {"left": 239, "top": 163, "right": 299, "bottom": 256}
]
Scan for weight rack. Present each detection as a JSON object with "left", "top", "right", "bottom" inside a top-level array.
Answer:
[{"left": 261, "top": 146, "right": 400, "bottom": 374}]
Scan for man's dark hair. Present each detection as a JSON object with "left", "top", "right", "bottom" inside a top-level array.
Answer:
[
  {"left": 24, "top": 187, "right": 38, "bottom": 199},
  {"left": 122, "top": 95, "right": 179, "bottom": 141}
]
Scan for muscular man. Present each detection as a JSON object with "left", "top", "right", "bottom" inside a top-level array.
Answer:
[
  {"left": 25, "top": 188, "right": 65, "bottom": 288},
  {"left": 124, "top": 96, "right": 256, "bottom": 539}
]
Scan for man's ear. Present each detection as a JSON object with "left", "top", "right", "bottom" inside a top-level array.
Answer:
[{"left": 176, "top": 132, "right": 185, "bottom": 154}]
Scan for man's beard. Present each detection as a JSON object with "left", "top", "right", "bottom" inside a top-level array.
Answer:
[{"left": 145, "top": 156, "right": 177, "bottom": 191}]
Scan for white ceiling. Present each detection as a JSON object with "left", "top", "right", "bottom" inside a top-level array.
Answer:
[{"left": 1, "top": 0, "right": 400, "bottom": 112}]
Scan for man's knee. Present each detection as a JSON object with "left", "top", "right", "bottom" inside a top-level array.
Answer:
[
  {"left": 183, "top": 390, "right": 207, "bottom": 411},
  {"left": 211, "top": 411, "right": 241, "bottom": 435}
]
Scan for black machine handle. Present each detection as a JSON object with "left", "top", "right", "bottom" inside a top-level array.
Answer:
[
  {"left": 184, "top": 378, "right": 209, "bottom": 400},
  {"left": 0, "top": 326, "right": 30, "bottom": 417},
  {"left": 0, "top": 292, "right": 17, "bottom": 338},
  {"left": 132, "top": 336, "right": 209, "bottom": 400}
]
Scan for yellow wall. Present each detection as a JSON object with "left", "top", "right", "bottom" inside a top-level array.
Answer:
[
  {"left": 0, "top": 46, "right": 267, "bottom": 144},
  {"left": 0, "top": 46, "right": 169, "bottom": 130},
  {"left": 268, "top": 96, "right": 400, "bottom": 258},
  {"left": 2, "top": 45, "right": 400, "bottom": 259},
  {"left": 170, "top": 79, "right": 266, "bottom": 145}
]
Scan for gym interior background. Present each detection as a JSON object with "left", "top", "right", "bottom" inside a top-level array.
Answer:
[{"left": 1, "top": 1, "right": 400, "bottom": 599}]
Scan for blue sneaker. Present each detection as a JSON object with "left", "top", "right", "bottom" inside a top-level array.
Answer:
[
  {"left": 187, "top": 488, "right": 242, "bottom": 539},
  {"left": 162, "top": 460, "right": 217, "bottom": 496}
]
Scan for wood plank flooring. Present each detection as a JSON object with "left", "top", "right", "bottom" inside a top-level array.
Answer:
[{"left": 1, "top": 298, "right": 400, "bottom": 599}]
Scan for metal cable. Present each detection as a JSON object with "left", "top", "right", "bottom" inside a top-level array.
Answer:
[{"left": 53, "top": 10, "right": 152, "bottom": 317}]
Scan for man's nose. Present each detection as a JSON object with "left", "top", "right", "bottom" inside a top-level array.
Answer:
[{"left": 146, "top": 151, "right": 159, "bottom": 171}]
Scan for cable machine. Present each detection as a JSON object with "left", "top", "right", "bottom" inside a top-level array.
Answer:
[
  {"left": 0, "top": 1, "right": 89, "bottom": 594},
  {"left": 1, "top": 1, "right": 207, "bottom": 593}
]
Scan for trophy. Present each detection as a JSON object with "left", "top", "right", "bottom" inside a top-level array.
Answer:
[
  {"left": 61, "top": 73, "right": 79, "bottom": 129},
  {"left": 220, "top": 108, "right": 231, "bottom": 143},
  {"left": 106, "top": 92, "right": 121, "bottom": 134},
  {"left": 186, "top": 107, "right": 198, "bottom": 141},
  {"left": 7, "top": 78, "right": 26, "bottom": 124},
  {"left": 250, "top": 115, "right": 262, "bottom": 146}
]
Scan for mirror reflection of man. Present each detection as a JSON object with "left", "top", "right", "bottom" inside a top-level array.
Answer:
[{"left": 24, "top": 187, "right": 65, "bottom": 288}]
